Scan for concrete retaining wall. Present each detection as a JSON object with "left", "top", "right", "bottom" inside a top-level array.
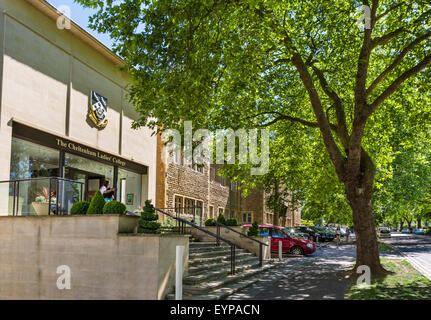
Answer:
[{"left": 0, "top": 215, "right": 189, "bottom": 299}]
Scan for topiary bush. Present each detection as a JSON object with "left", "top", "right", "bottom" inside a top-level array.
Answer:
[
  {"left": 217, "top": 213, "right": 226, "bottom": 225},
  {"left": 205, "top": 218, "right": 216, "bottom": 226},
  {"left": 102, "top": 200, "right": 126, "bottom": 214},
  {"left": 247, "top": 221, "right": 260, "bottom": 237},
  {"left": 138, "top": 200, "right": 161, "bottom": 234},
  {"left": 70, "top": 201, "right": 90, "bottom": 215},
  {"left": 86, "top": 191, "right": 105, "bottom": 214},
  {"left": 225, "top": 218, "right": 238, "bottom": 226}
]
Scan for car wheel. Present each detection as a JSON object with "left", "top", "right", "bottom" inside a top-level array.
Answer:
[{"left": 291, "top": 246, "right": 304, "bottom": 255}]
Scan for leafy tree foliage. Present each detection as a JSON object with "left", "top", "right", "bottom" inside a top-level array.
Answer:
[{"left": 76, "top": 0, "right": 431, "bottom": 275}]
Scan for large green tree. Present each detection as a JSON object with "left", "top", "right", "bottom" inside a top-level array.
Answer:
[{"left": 76, "top": 0, "right": 431, "bottom": 276}]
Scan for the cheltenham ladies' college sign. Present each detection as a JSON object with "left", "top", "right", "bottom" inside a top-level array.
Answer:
[{"left": 88, "top": 91, "right": 108, "bottom": 129}]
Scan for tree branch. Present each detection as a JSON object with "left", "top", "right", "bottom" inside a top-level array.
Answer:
[
  {"left": 367, "top": 31, "right": 431, "bottom": 97},
  {"left": 376, "top": 1, "right": 406, "bottom": 21},
  {"left": 368, "top": 54, "right": 431, "bottom": 115},
  {"left": 372, "top": 9, "right": 431, "bottom": 48},
  {"left": 311, "top": 65, "right": 350, "bottom": 148},
  {"left": 283, "top": 34, "right": 347, "bottom": 180},
  {"left": 246, "top": 111, "right": 324, "bottom": 129}
]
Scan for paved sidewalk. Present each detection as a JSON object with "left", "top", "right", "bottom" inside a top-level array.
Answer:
[{"left": 227, "top": 245, "right": 357, "bottom": 300}]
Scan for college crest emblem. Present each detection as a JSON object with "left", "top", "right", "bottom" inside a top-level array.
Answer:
[{"left": 88, "top": 91, "right": 108, "bottom": 129}]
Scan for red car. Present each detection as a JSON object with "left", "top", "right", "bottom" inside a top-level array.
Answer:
[{"left": 242, "top": 224, "right": 316, "bottom": 255}]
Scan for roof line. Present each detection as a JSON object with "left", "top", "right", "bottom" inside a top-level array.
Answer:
[{"left": 27, "top": 0, "right": 126, "bottom": 67}]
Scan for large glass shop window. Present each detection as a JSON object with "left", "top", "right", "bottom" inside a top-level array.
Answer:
[
  {"left": 117, "top": 168, "right": 142, "bottom": 212},
  {"left": 7, "top": 138, "right": 69, "bottom": 216},
  {"left": 10, "top": 137, "right": 59, "bottom": 179}
]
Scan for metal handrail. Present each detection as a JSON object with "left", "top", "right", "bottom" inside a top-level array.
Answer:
[
  {"left": 3, "top": 177, "right": 84, "bottom": 216},
  {"left": 155, "top": 207, "right": 238, "bottom": 274},
  {"left": 214, "top": 221, "right": 267, "bottom": 267},
  {"left": 155, "top": 208, "right": 237, "bottom": 247},
  {"left": 214, "top": 221, "right": 268, "bottom": 247}
]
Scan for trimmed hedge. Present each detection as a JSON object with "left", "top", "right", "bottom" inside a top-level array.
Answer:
[
  {"left": 138, "top": 200, "right": 161, "bottom": 234},
  {"left": 216, "top": 213, "right": 226, "bottom": 225},
  {"left": 70, "top": 201, "right": 90, "bottom": 215},
  {"left": 205, "top": 218, "right": 216, "bottom": 226},
  {"left": 102, "top": 201, "right": 126, "bottom": 214},
  {"left": 247, "top": 221, "right": 259, "bottom": 237},
  {"left": 86, "top": 191, "right": 105, "bottom": 214},
  {"left": 225, "top": 218, "right": 238, "bottom": 226}
]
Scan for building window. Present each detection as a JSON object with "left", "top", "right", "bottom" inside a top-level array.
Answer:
[
  {"left": 242, "top": 212, "right": 252, "bottom": 224},
  {"left": 195, "top": 200, "right": 203, "bottom": 225},
  {"left": 175, "top": 196, "right": 183, "bottom": 214},
  {"left": 184, "top": 198, "right": 195, "bottom": 215},
  {"left": 209, "top": 206, "right": 214, "bottom": 219},
  {"left": 117, "top": 168, "right": 142, "bottom": 211}
]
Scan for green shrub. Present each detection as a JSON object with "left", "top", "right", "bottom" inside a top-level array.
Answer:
[
  {"left": 102, "top": 201, "right": 126, "bottom": 214},
  {"left": 86, "top": 191, "right": 105, "bottom": 214},
  {"left": 138, "top": 220, "right": 162, "bottom": 234},
  {"left": 247, "top": 221, "right": 259, "bottom": 237},
  {"left": 217, "top": 213, "right": 226, "bottom": 225},
  {"left": 426, "top": 227, "right": 431, "bottom": 235},
  {"left": 70, "top": 201, "right": 90, "bottom": 215},
  {"left": 225, "top": 218, "right": 238, "bottom": 226},
  {"left": 205, "top": 218, "right": 216, "bottom": 226},
  {"left": 138, "top": 200, "right": 161, "bottom": 233}
]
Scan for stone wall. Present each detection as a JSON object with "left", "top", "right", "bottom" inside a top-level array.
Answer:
[{"left": 0, "top": 215, "right": 189, "bottom": 299}]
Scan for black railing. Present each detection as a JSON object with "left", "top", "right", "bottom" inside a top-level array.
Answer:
[
  {"left": 158, "top": 206, "right": 204, "bottom": 227},
  {"left": 0, "top": 177, "right": 84, "bottom": 216},
  {"left": 214, "top": 221, "right": 268, "bottom": 267},
  {"left": 155, "top": 207, "right": 238, "bottom": 275}
]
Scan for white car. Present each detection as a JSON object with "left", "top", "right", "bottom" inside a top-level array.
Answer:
[{"left": 377, "top": 227, "right": 391, "bottom": 238}]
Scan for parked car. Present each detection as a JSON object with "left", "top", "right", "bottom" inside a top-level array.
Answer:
[
  {"left": 313, "top": 226, "right": 335, "bottom": 242},
  {"left": 284, "top": 227, "right": 310, "bottom": 240},
  {"left": 377, "top": 227, "right": 391, "bottom": 238},
  {"left": 414, "top": 229, "right": 425, "bottom": 235},
  {"left": 295, "top": 226, "right": 322, "bottom": 242},
  {"left": 242, "top": 224, "right": 316, "bottom": 255},
  {"left": 401, "top": 229, "right": 412, "bottom": 234}
]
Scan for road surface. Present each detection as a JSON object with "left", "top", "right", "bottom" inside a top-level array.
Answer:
[{"left": 384, "top": 232, "right": 431, "bottom": 280}]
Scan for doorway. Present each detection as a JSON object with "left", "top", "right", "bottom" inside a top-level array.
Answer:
[{"left": 64, "top": 167, "right": 105, "bottom": 202}]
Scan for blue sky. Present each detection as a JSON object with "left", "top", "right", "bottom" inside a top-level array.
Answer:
[{"left": 46, "top": 0, "right": 114, "bottom": 49}]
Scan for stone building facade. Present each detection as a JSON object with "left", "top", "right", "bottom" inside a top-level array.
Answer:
[{"left": 156, "top": 140, "right": 301, "bottom": 227}]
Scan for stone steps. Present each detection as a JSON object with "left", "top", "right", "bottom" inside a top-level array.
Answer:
[
  {"left": 189, "top": 241, "right": 228, "bottom": 248},
  {"left": 184, "top": 258, "right": 261, "bottom": 284},
  {"left": 189, "top": 245, "right": 237, "bottom": 254},
  {"left": 166, "top": 241, "right": 274, "bottom": 300},
  {"left": 189, "top": 248, "right": 247, "bottom": 259},
  {"left": 188, "top": 255, "right": 258, "bottom": 274},
  {"left": 188, "top": 251, "right": 253, "bottom": 266}
]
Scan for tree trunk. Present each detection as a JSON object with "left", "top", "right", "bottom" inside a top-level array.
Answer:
[
  {"left": 400, "top": 219, "right": 404, "bottom": 231},
  {"left": 407, "top": 219, "right": 412, "bottom": 229},
  {"left": 418, "top": 218, "right": 422, "bottom": 229},
  {"left": 348, "top": 196, "right": 387, "bottom": 277}
]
